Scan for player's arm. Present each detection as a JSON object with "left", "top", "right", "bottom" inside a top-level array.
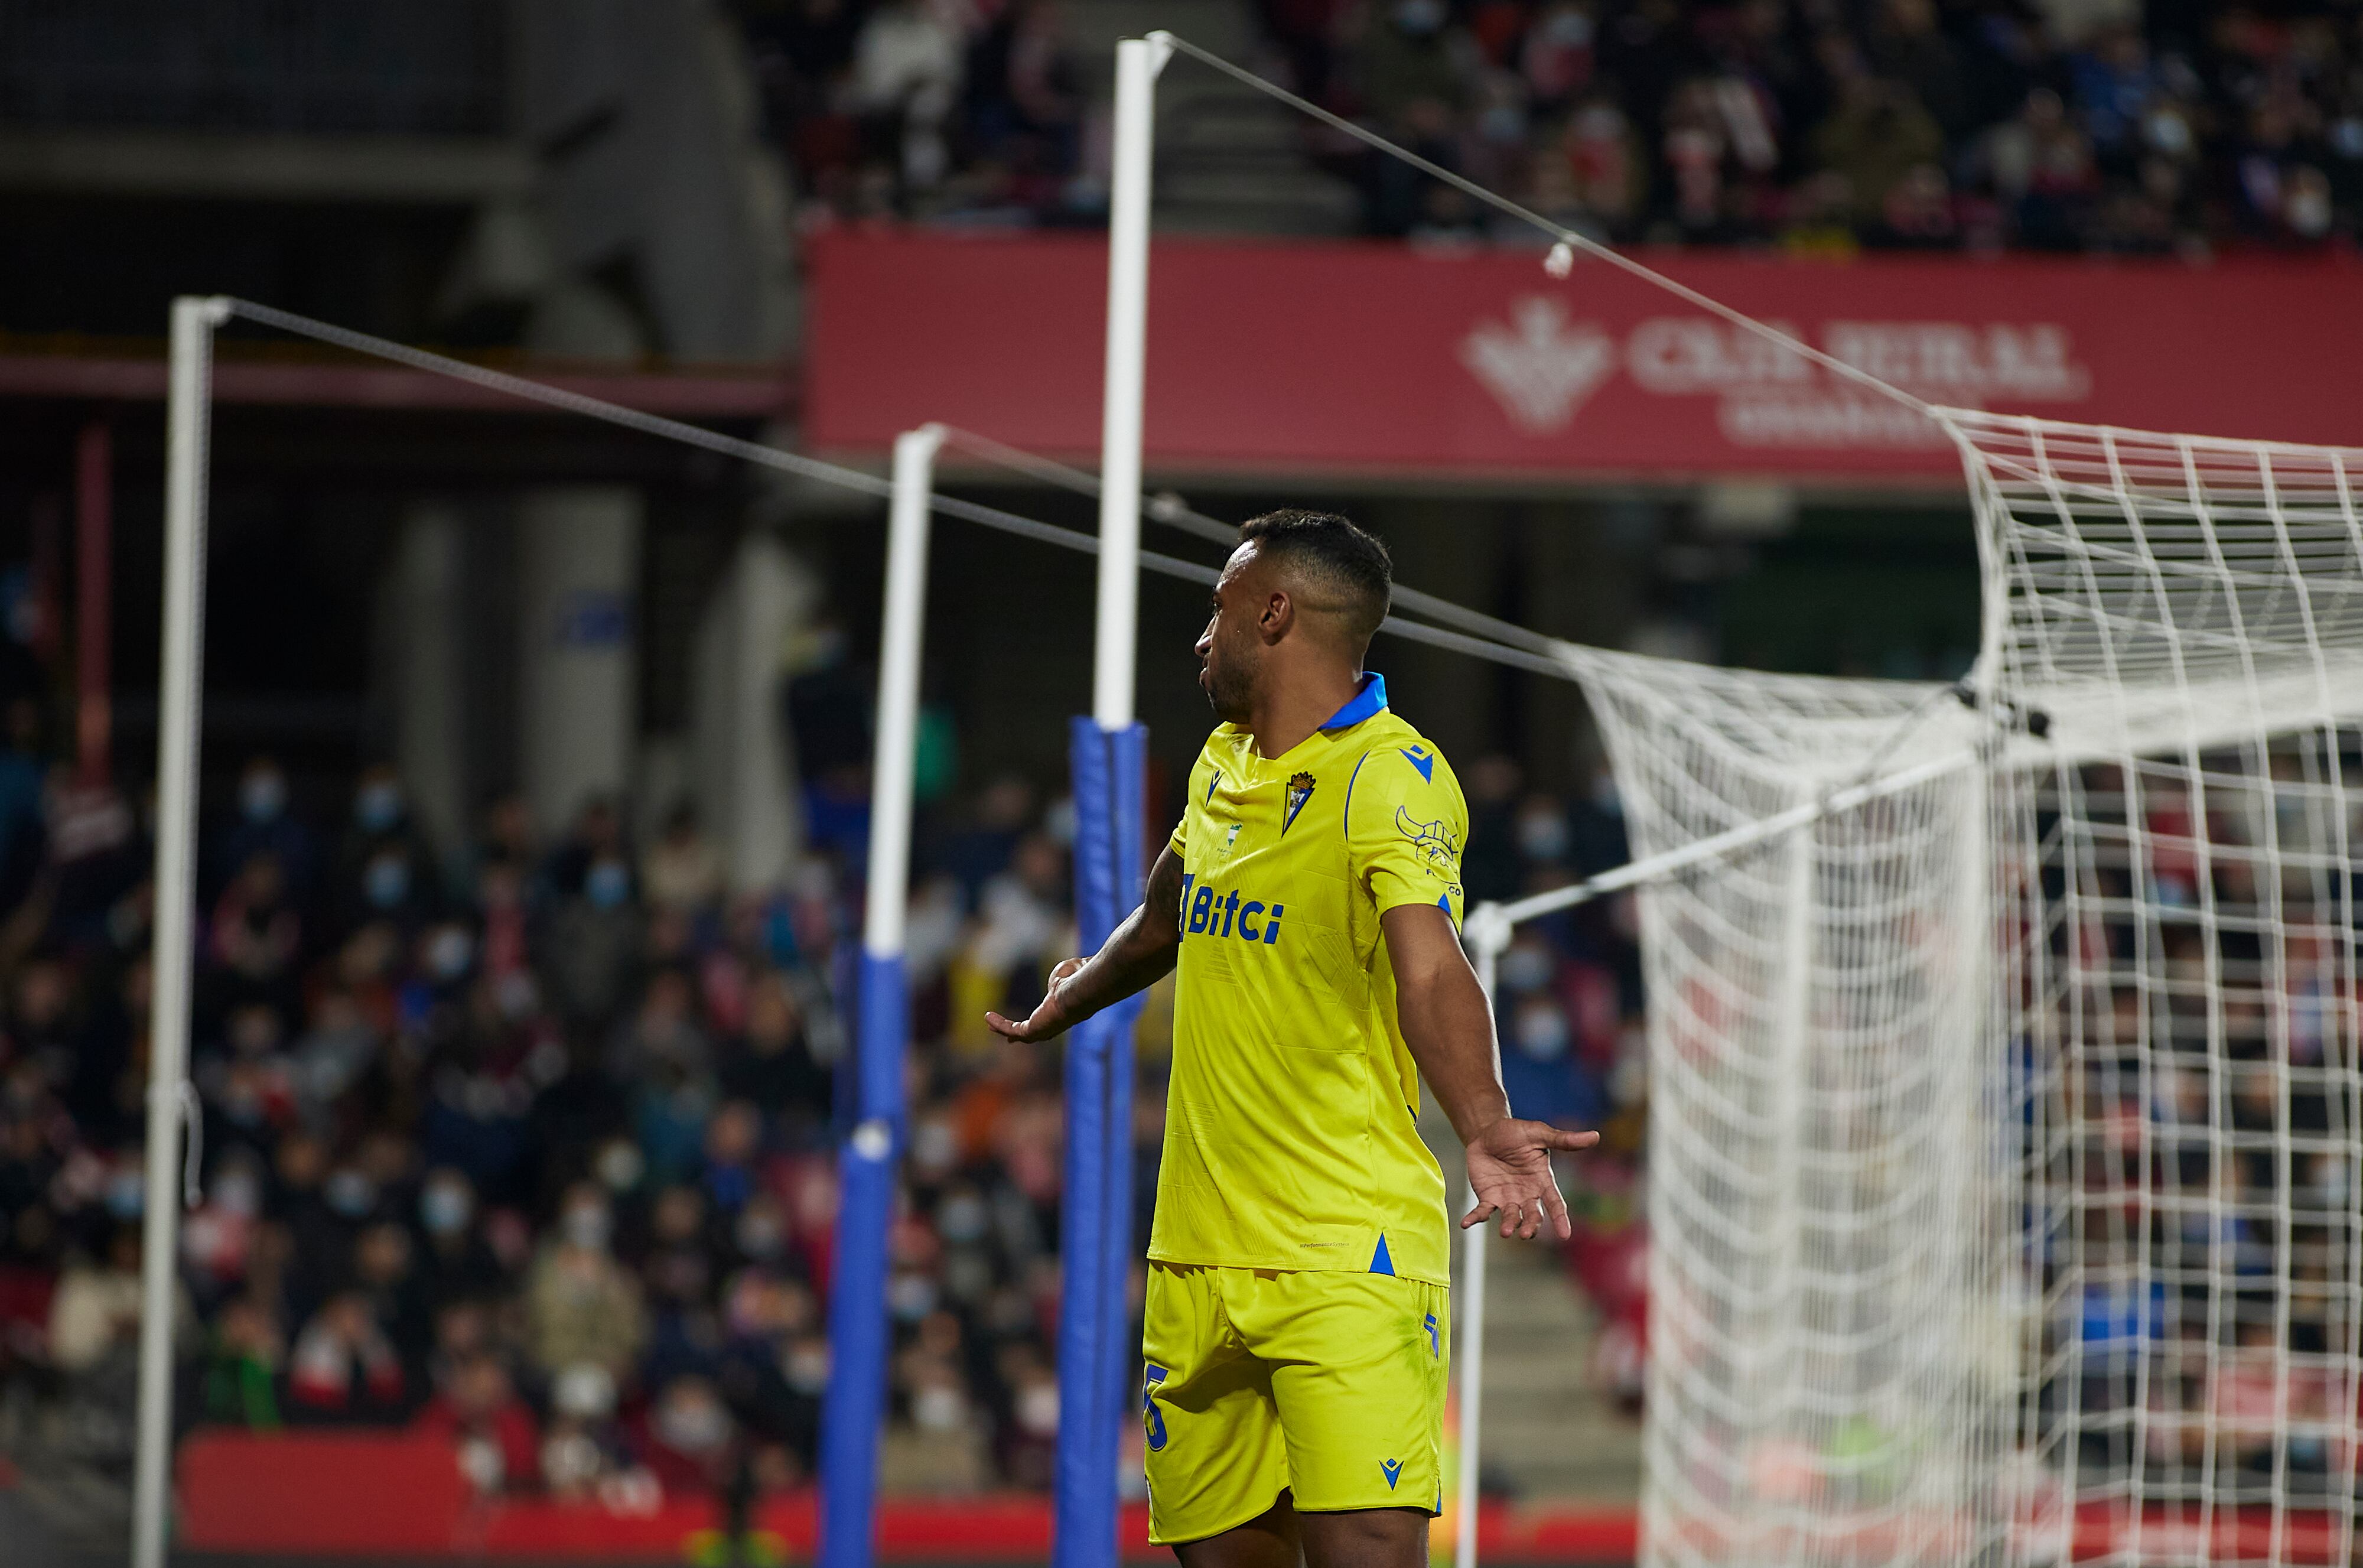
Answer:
[
  {"left": 985, "top": 843, "right": 1186, "bottom": 1043},
  {"left": 1381, "top": 902, "right": 1599, "bottom": 1242}
]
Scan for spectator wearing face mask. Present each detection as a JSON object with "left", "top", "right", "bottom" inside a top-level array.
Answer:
[
  {"left": 181, "top": 1153, "right": 266, "bottom": 1303},
  {"left": 992, "top": 1340, "right": 1059, "bottom": 1489},
  {"left": 541, "top": 850, "right": 642, "bottom": 1030},
  {"left": 540, "top": 1361, "right": 646, "bottom": 1503},
  {"left": 714, "top": 1266, "right": 821, "bottom": 1462},
  {"left": 1512, "top": 792, "right": 1574, "bottom": 873},
  {"left": 881, "top": 1338, "right": 990, "bottom": 1495},
  {"left": 196, "top": 1004, "right": 297, "bottom": 1166},
  {"left": 637, "top": 1373, "right": 739, "bottom": 1496},
  {"left": 336, "top": 844, "right": 435, "bottom": 947},
  {"left": 415, "top": 1167, "right": 505, "bottom": 1311},
  {"left": 526, "top": 1185, "right": 646, "bottom": 1383},
  {"left": 333, "top": 767, "right": 440, "bottom": 936},
  {"left": 212, "top": 756, "right": 317, "bottom": 902},
  {"left": 413, "top": 1349, "right": 540, "bottom": 1494}
]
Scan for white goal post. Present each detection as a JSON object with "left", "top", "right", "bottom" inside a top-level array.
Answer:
[{"left": 1456, "top": 408, "right": 2363, "bottom": 1568}]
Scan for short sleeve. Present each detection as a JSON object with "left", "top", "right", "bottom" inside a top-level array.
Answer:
[
  {"left": 1347, "top": 742, "right": 1468, "bottom": 925},
  {"left": 1169, "top": 766, "right": 1195, "bottom": 856}
]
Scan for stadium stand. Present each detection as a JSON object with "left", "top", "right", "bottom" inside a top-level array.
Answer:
[
  {"left": 738, "top": 0, "right": 2363, "bottom": 252},
  {"left": 0, "top": 607, "right": 1646, "bottom": 1513}
]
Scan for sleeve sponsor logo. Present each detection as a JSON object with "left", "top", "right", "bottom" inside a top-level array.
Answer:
[{"left": 1394, "top": 805, "right": 1462, "bottom": 878}]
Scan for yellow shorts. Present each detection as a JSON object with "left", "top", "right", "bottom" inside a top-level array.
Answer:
[{"left": 1139, "top": 1261, "right": 1449, "bottom": 1546}]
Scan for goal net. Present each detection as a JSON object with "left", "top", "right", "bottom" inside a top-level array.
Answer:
[
  {"left": 1564, "top": 411, "right": 2363, "bottom": 1568},
  {"left": 1565, "top": 648, "right": 2008, "bottom": 1568}
]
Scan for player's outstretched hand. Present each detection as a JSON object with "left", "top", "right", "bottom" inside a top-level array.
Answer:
[
  {"left": 985, "top": 957, "right": 1086, "bottom": 1043},
  {"left": 1462, "top": 1117, "right": 1600, "bottom": 1241}
]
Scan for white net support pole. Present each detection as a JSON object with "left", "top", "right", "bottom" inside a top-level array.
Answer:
[
  {"left": 1498, "top": 746, "right": 1982, "bottom": 928},
  {"left": 1055, "top": 32, "right": 1170, "bottom": 1568},
  {"left": 1456, "top": 910, "right": 1511, "bottom": 1568},
  {"left": 866, "top": 425, "right": 942, "bottom": 959},
  {"left": 1453, "top": 733, "right": 1984, "bottom": 1568},
  {"left": 818, "top": 425, "right": 942, "bottom": 1568},
  {"left": 133, "top": 294, "right": 230, "bottom": 1568},
  {"left": 1091, "top": 32, "right": 1169, "bottom": 732}
]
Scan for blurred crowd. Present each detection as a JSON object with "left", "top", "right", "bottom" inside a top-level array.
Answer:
[
  {"left": 737, "top": 0, "right": 2363, "bottom": 253},
  {"left": 735, "top": 0, "right": 1099, "bottom": 226},
  {"left": 2040, "top": 753, "right": 2363, "bottom": 1497},
  {"left": 0, "top": 676, "right": 1653, "bottom": 1507},
  {"left": 0, "top": 695, "right": 1107, "bottom": 1502},
  {"left": 1461, "top": 756, "right": 1652, "bottom": 1413},
  {"left": 1278, "top": 0, "right": 2363, "bottom": 251}
]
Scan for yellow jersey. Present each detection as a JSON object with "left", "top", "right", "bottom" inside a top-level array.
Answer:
[{"left": 1149, "top": 674, "right": 1467, "bottom": 1287}]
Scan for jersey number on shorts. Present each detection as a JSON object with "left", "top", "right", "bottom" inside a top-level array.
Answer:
[{"left": 1142, "top": 1364, "right": 1169, "bottom": 1452}]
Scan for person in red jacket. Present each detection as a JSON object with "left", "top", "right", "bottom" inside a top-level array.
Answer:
[{"left": 412, "top": 1351, "right": 540, "bottom": 1495}]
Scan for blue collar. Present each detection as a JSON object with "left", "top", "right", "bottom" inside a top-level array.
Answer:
[{"left": 1319, "top": 672, "right": 1388, "bottom": 731}]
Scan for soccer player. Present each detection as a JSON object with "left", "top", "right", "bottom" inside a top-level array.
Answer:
[{"left": 987, "top": 510, "right": 1597, "bottom": 1568}]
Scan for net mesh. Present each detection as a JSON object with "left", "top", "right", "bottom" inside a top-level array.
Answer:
[
  {"left": 1558, "top": 648, "right": 2010, "bottom": 1568},
  {"left": 1548, "top": 412, "right": 2363, "bottom": 1568},
  {"left": 1965, "top": 411, "right": 2363, "bottom": 1568}
]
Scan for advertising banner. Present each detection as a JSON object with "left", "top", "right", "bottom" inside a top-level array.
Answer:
[{"left": 806, "top": 230, "right": 2363, "bottom": 483}]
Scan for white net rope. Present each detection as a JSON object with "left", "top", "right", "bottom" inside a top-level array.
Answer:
[
  {"left": 1550, "top": 412, "right": 2363, "bottom": 1568},
  {"left": 1961, "top": 411, "right": 2363, "bottom": 1567},
  {"left": 1555, "top": 647, "right": 2012, "bottom": 1568}
]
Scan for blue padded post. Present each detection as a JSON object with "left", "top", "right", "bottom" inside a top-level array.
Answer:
[
  {"left": 817, "top": 951, "right": 909, "bottom": 1568},
  {"left": 1055, "top": 716, "right": 1119, "bottom": 1568},
  {"left": 1096, "top": 722, "right": 1149, "bottom": 1543}
]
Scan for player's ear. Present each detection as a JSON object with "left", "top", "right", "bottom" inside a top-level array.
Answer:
[{"left": 1260, "top": 589, "right": 1292, "bottom": 645}]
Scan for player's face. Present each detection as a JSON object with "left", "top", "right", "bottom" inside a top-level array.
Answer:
[{"left": 1196, "top": 545, "right": 1264, "bottom": 723}]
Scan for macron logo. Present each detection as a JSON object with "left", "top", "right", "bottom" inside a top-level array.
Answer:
[{"left": 1380, "top": 1458, "right": 1403, "bottom": 1490}]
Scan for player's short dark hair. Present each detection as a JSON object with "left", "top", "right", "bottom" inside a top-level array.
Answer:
[{"left": 1236, "top": 509, "right": 1392, "bottom": 647}]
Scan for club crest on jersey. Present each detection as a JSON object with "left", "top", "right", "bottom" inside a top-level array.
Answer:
[{"left": 1283, "top": 772, "right": 1317, "bottom": 834}]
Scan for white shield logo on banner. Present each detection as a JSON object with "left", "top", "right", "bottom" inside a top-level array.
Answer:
[{"left": 1459, "top": 297, "right": 1618, "bottom": 432}]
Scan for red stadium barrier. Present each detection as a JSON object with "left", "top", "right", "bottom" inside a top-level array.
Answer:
[
  {"left": 178, "top": 1432, "right": 471, "bottom": 1554},
  {"left": 172, "top": 1435, "right": 2363, "bottom": 1564},
  {"left": 175, "top": 1433, "right": 1639, "bottom": 1560}
]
